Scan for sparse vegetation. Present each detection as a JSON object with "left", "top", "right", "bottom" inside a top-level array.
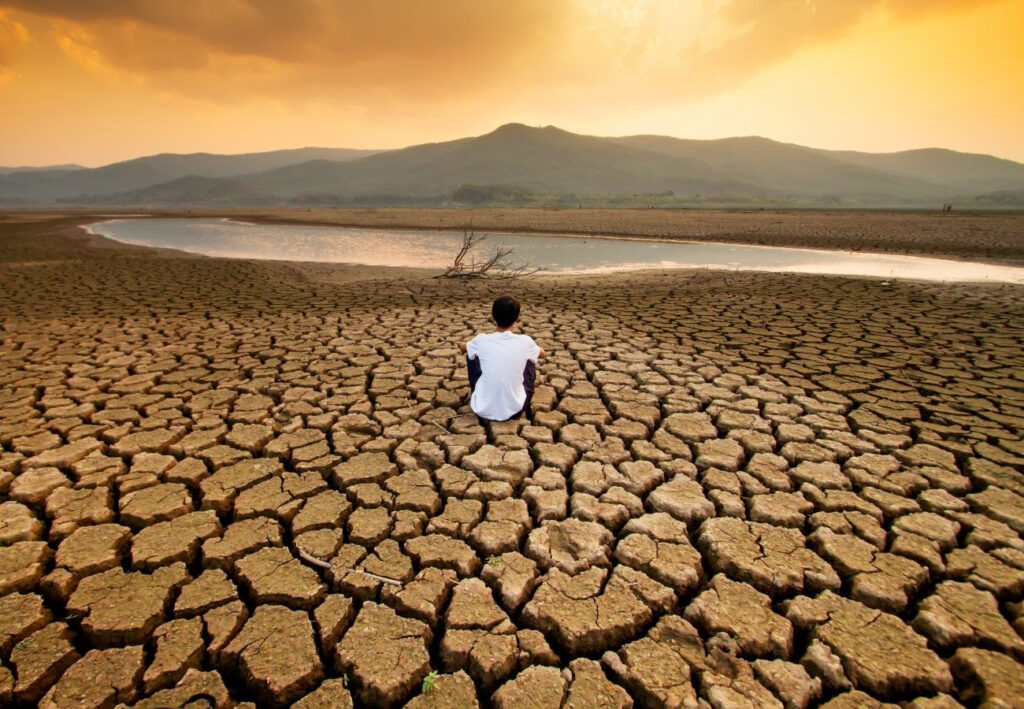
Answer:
[{"left": 422, "top": 670, "right": 439, "bottom": 693}]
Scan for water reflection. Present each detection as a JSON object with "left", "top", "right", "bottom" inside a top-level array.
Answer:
[{"left": 86, "top": 218, "right": 1024, "bottom": 284}]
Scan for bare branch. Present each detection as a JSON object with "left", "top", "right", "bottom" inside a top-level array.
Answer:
[{"left": 437, "top": 231, "right": 541, "bottom": 280}]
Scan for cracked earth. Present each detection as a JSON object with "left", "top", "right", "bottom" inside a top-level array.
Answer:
[{"left": 1, "top": 213, "right": 1023, "bottom": 708}]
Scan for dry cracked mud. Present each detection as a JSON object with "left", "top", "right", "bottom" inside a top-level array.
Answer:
[{"left": 1, "top": 211, "right": 1023, "bottom": 707}]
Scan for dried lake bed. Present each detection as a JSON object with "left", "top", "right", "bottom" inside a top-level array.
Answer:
[{"left": 1, "top": 210, "right": 1023, "bottom": 707}]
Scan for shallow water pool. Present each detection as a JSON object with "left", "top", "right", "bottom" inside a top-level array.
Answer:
[{"left": 86, "top": 218, "right": 1024, "bottom": 284}]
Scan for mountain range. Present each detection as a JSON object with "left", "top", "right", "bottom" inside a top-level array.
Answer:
[{"left": 2, "top": 124, "right": 1022, "bottom": 208}]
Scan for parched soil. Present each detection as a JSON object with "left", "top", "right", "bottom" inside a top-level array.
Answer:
[{"left": 1, "top": 212, "right": 1023, "bottom": 708}]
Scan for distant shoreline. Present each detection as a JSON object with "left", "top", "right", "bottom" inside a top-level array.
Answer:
[{"left": 23, "top": 206, "right": 1024, "bottom": 267}]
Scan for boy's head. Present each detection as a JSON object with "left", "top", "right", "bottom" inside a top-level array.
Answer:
[{"left": 492, "top": 295, "right": 520, "bottom": 328}]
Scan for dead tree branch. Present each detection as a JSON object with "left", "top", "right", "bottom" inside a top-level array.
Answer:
[{"left": 436, "top": 231, "right": 541, "bottom": 279}]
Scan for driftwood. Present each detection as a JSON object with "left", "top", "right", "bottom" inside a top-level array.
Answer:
[
  {"left": 295, "top": 543, "right": 403, "bottom": 586},
  {"left": 436, "top": 231, "right": 540, "bottom": 279}
]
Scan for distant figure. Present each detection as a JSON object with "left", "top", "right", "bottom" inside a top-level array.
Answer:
[{"left": 459, "top": 295, "right": 545, "bottom": 421}]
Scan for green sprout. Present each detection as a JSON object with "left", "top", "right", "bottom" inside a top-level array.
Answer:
[
  {"left": 486, "top": 555, "right": 502, "bottom": 566},
  {"left": 422, "top": 670, "right": 439, "bottom": 693}
]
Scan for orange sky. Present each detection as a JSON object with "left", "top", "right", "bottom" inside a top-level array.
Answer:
[{"left": 1, "top": 0, "right": 1022, "bottom": 166}]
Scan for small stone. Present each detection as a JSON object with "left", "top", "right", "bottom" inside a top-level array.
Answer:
[
  {"left": 695, "top": 438, "right": 746, "bottom": 471},
  {"left": 914, "top": 581, "right": 1024, "bottom": 656},
  {"left": 131, "top": 510, "right": 221, "bottom": 570},
  {"left": 203, "top": 600, "right": 248, "bottom": 665},
  {"left": 9, "top": 467, "right": 70, "bottom": 505},
  {"left": 524, "top": 518, "right": 613, "bottom": 574},
  {"left": 10, "top": 623, "right": 80, "bottom": 703},
  {"left": 175, "top": 568, "right": 239, "bottom": 617},
  {"left": 786, "top": 591, "right": 952, "bottom": 698},
  {"left": 950, "top": 647, "right": 1024, "bottom": 709},
  {"left": 0, "top": 540, "right": 51, "bottom": 594},
  {"left": 0, "top": 501, "right": 44, "bottom": 543},
  {"left": 380, "top": 567, "right": 458, "bottom": 626},
  {"left": 752, "top": 659, "right": 822, "bottom": 709},
  {"left": 0, "top": 593, "right": 51, "bottom": 657},
  {"left": 347, "top": 506, "right": 393, "bottom": 546},
  {"left": 118, "top": 482, "right": 193, "bottom": 529},
  {"left": 200, "top": 457, "right": 283, "bottom": 514},
  {"left": 337, "top": 602, "right": 432, "bottom": 707},
  {"left": 405, "top": 534, "right": 481, "bottom": 577},
  {"left": 801, "top": 639, "right": 851, "bottom": 692},
  {"left": 480, "top": 552, "right": 540, "bottom": 613},
  {"left": 404, "top": 670, "right": 478, "bottom": 709},
  {"left": 313, "top": 594, "right": 356, "bottom": 663},
  {"left": 234, "top": 546, "right": 326, "bottom": 609},
  {"left": 613, "top": 532, "right": 703, "bottom": 596},
  {"left": 564, "top": 657, "right": 632, "bottom": 709},
  {"left": 685, "top": 575, "right": 793, "bottom": 658},
  {"left": 492, "top": 666, "right": 566, "bottom": 709},
  {"left": 202, "top": 516, "right": 284, "bottom": 570},
  {"left": 131, "top": 669, "right": 231, "bottom": 709},
  {"left": 44, "top": 485, "right": 114, "bottom": 539},
  {"left": 647, "top": 475, "right": 715, "bottom": 525},
  {"left": 697, "top": 518, "right": 840, "bottom": 597},
  {"left": 67, "top": 563, "right": 190, "bottom": 646},
  {"left": 291, "top": 677, "right": 355, "bottom": 709},
  {"left": 143, "top": 617, "right": 204, "bottom": 693},
  {"left": 38, "top": 645, "right": 144, "bottom": 709},
  {"left": 333, "top": 452, "right": 398, "bottom": 487},
  {"left": 223, "top": 604, "right": 324, "bottom": 706},
  {"left": 522, "top": 567, "right": 661, "bottom": 655}
]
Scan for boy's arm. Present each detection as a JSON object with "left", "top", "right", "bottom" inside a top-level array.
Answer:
[
  {"left": 459, "top": 342, "right": 468, "bottom": 354},
  {"left": 538, "top": 346, "right": 547, "bottom": 359}
]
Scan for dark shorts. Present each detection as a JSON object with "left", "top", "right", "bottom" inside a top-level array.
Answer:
[{"left": 467, "top": 356, "right": 536, "bottom": 421}]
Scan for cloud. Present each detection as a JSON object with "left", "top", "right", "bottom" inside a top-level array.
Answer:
[
  {"left": 673, "top": 0, "right": 1003, "bottom": 93},
  {"left": 0, "top": 10, "right": 30, "bottom": 70},
  {"left": 0, "top": 0, "right": 1005, "bottom": 107},
  {"left": 3, "top": 1, "right": 568, "bottom": 71}
]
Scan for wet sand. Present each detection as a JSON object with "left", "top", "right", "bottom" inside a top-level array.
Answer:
[{"left": 1, "top": 212, "right": 1023, "bottom": 707}]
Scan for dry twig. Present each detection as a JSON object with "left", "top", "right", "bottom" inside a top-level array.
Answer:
[
  {"left": 436, "top": 231, "right": 541, "bottom": 279},
  {"left": 295, "top": 543, "right": 403, "bottom": 586}
]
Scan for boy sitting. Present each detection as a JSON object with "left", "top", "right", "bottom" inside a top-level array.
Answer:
[{"left": 459, "top": 295, "right": 546, "bottom": 421}]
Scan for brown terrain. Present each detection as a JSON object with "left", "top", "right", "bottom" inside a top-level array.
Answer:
[{"left": 1, "top": 210, "right": 1023, "bottom": 708}]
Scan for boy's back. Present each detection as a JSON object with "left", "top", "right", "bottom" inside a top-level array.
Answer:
[
  {"left": 467, "top": 330, "right": 540, "bottom": 421},
  {"left": 461, "top": 295, "right": 545, "bottom": 422}
]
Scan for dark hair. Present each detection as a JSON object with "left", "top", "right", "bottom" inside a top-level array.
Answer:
[{"left": 492, "top": 295, "right": 520, "bottom": 328}]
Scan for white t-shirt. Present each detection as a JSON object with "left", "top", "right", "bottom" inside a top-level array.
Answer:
[{"left": 467, "top": 331, "right": 541, "bottom": 421}]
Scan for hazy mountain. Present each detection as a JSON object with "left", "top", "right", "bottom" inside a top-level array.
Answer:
[
  {"left": 611, "top": 135, "right": 942, "bottom": 201},
  {"left": 0, "top": 164, "right": 84, "bottom": 174},
  {"left": 2, "top": 124, "right": 1022, "bottom": 207},
  {"left": 241, "top": 124, "right": 760, "bottom": 199},
  {"left": 814, "top": 148, "right": 1024, "bottom": 195},
  {"left": 99, "top": 176, "right": 269, "bottom": 207},
  {"left": 0, "top": 147, "right": 380, "bottom": 203}
]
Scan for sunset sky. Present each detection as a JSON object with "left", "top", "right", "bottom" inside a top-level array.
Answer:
[{"left": 1, "top": 0, "right": 1022, "bottom": 167}]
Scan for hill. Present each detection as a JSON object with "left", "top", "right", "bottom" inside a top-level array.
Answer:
[
  {"left": 3, "top": 125, "right": 1022, "bottom": 208},
  {"left": 0, "top": 147, "right": 380, "bottom": 203},
  {"left": 0, "top": 164, "right": 84, "bottom": 174}
]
